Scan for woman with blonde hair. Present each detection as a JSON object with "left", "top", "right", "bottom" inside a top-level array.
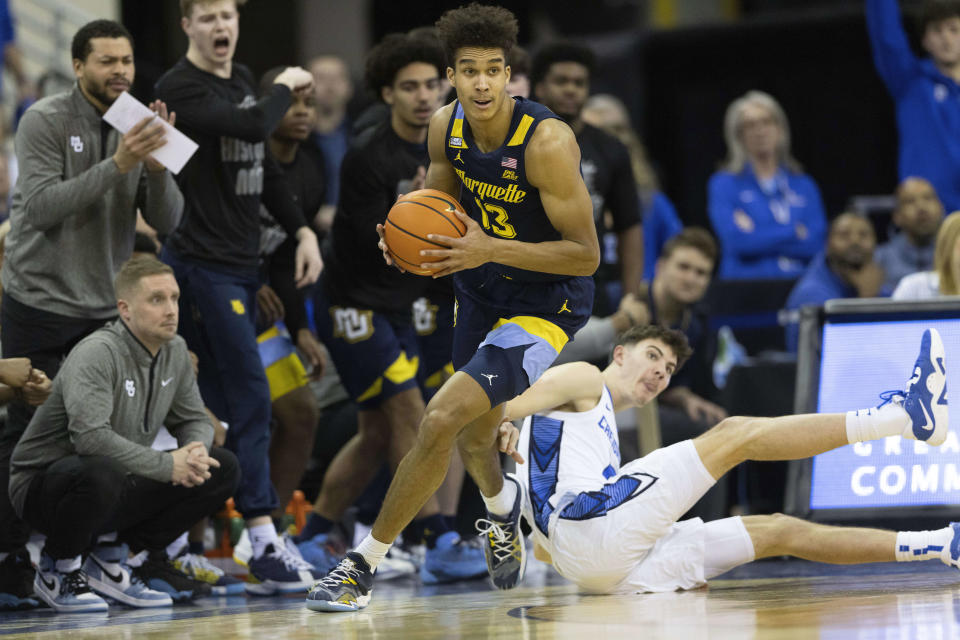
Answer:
[
  {"left": 892, "top": 211, "right": 960, "bottom": 299},
  {"left": 708, "top": 90, "right": 828, "bottom": 279}
]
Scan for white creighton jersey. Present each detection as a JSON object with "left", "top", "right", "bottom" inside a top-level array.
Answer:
[{"left": 516, "top": 385, "right": 621, "bottom": 552}]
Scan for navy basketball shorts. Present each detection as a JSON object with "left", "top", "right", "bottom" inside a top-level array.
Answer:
[
  {"left": 313, "top": 287, "right": 420, "bottom": 410},
  {"left": 452, "top": 267, "right": 594, "bottom": 407},
  {"left": 413, "top": 293, "right": 455, "bottom": 400}
]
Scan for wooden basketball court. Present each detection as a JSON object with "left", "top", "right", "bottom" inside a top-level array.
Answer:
[{"left": 1, "top": 559, "right": 958, "bottom": 638}]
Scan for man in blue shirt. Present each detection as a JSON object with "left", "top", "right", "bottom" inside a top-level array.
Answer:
[
  {"left": 866, "top": 0, "right": 960, "bottom": 212},
  {"left": 785, "top": 213, "right": 886, "bottom": 351},
  {"left": 875, "top": 176, "right": 944, "bottom": 290}
]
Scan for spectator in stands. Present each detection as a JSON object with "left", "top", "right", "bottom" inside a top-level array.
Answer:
[
  {"left": 506, "top": 45, "right": 530, "bottom": 98},
  {"left": 0, "top": 19, "right": 182, "bottom": 609},
  {"left": 9, "top": 257, "right": 239, "bottom": 612},
  {"left": 875, "top": 177, "right": 945, "bottom": 290},
  {"left": 155, "top": 0, "right": 323, "bottom": 594},
  {"left": 892, "top": 210, "right": 960, "bottom": 299},
  {"left": 708, "top": 91, "right": 827, "bottom": 280},
  {"left": 581, "top": 93, "right": 683, "bottom": 281},
  {"left": 310, "top": 54, "right": 353, "bottom": 225},
  {"left": 643, "top": 228, "right": 727, "bottom": 428},
  {"left": 532, "top": 43, "right": 643, "bottom": 315},
  {"left": 866, "top": 0, "right": 960, "bottom": 212},
  {"left": 785, "top": 213, "right": 887, "bottom": 351}
]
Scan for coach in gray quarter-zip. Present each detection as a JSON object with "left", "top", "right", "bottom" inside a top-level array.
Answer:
[{"left": 6, "top": 258, "right": 238, "bottom": 609}]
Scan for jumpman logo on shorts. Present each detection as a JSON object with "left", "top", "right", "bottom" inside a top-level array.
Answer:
[
  {"left": 558, "top": 299, "right": 572, "bottom": 314},
  {"left": 481, "top": 373, "right": 498, "bottom": 386}
]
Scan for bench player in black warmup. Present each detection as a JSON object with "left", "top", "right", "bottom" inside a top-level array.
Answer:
[
  {"left": 154, "top": 0, "right": 323, "bottom": 594},
  {"left": 308, "top": 4, "right": 599, "bottom": 611}
]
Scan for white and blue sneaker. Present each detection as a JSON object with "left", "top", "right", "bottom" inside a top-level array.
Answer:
[
  {"left": 34, "top": 552, "right": 108, "bottom": 613},
  {"left": 84, "top": 543, "right": 172, "bottom": 608},
  {"left": 420, "top": 531, "right": 487, "bottom": 584},
  {"left": 246, "top": 538, "right": 324, "bottom": 595},
  {"left": 902, "top": 328, "right": 949, "bottom": 446},
  {"left": 296, "top": 533, "right": 343, "bottom": 574}
]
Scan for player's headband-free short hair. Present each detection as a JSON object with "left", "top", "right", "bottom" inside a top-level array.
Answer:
[
  {"left": 529, "top": 42, "right": 596, "bottom": 87},
  {"left": 71, "top": 20, "right": 134, "bottom": 62},
  {"left": 180, "top": 0, "right": 246, "bottom": 19},
  {"left": 365, "top": 32, "right": 447, "bottom": 99},
  {"left": 115, "top": 256, "right": 175, "bottom": 299},
  {"left": 615, "top": 325, "right": 693, "bottom": 372},
  {"left": 435, "top": 3, "right": 519, "bottom": 68}
]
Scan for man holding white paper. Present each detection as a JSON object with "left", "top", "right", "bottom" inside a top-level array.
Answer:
[{"left": 0, "top": 19, "right": 183, "bottom": 609}]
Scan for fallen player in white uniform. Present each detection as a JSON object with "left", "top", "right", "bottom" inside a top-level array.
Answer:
[{"left": 491, "top": 324, "right": 954, "bottom": 594}]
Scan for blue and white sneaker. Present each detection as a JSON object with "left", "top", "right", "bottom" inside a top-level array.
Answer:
[
  {"left": 84, "top": 543, "right": 172, "bottom": 608},
  {"left": 296, "top": 533, "right": 343, "bottom": 574},
  {"left": 34, "top": 553, "right": 108, "bottom": 613},
  {"left": 420, "top": 531, "right": 487, "bottom": 584},
  {"left": 475, "top": 473, "right": 527, "bottom": 590},
  {"left": 902, "top": 328, "right": 949, "bottom": 446},
  {"left": 305, "top": 551, "right": 374, "bottom": 612},
  {"left": 246, "top": 539, "right": 324, "bottom": 595}
]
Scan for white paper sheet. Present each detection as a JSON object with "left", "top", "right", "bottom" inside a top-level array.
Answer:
[{"left": 102, "top": 91, "right": 198, "bottom": 174}]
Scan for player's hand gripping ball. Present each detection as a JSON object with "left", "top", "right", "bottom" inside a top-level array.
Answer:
[{"left": 384, "top": 189, "right": 467, "bottom": 276}]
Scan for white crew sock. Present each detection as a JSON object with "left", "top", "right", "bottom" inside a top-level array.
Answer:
[
  {"left": 249, "top": 522, "right": 279, "bottom": 559},
  {"left": 895, "top": 527, "right": 954, "bottom": 563},
  {"left": 481, "top": 477, "right": 518, "bottom": 518},
  {"left": 355, "top": 535, "right": 391, "bottom": 571},
  {"left": 55, "top": 556, "right": 82, "bottom": 573},
  {"left": 845, "top": 403, "right": 910, "bottom": 444},
  {"left": 166, "top": 531, "right": 189, "bottom": 559}
]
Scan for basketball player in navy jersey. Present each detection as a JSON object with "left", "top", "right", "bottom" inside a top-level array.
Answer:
[{"left": 308, "top": 4, "right": 599, "bottom": 612}]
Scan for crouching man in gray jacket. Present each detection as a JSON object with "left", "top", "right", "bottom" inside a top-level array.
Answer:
[{"left": 8, "top": 257, "right": 239, "bottom": 612}]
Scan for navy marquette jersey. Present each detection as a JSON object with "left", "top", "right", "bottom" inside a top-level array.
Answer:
[
  {"left": 444, "top": 97, "right": 565, "bottom": 283},
  {"left": 443, "top": 97, "right": 594, "bottom": 407}
]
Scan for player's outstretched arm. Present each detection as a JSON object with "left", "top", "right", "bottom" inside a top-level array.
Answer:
[{"left": 503, "top": 361, "right": 603, "bottom": 422}]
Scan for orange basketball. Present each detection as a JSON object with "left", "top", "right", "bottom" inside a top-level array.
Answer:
[{"left": 384, "top": 189, "right": 468, "bottom": 276}]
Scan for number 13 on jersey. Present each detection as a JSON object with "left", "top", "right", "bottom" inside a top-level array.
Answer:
[{"left": 475, "top": 197, "right": 517, "bottom": 239}]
